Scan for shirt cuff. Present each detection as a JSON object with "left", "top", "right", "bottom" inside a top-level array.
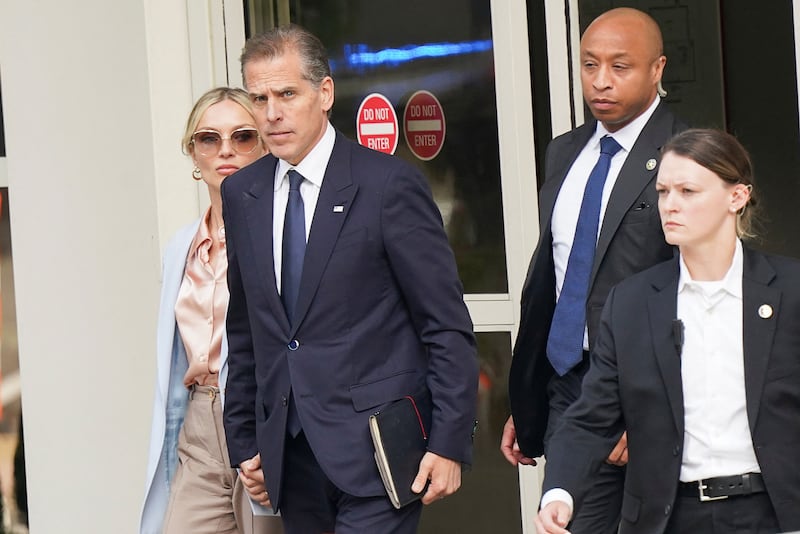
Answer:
[{"left": 541, "top": 488, "right": 574, "bottom": 514}]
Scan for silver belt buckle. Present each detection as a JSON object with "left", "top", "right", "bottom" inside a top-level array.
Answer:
[{"left": 698, "top": 480, "right": 728, "bottom": 502}]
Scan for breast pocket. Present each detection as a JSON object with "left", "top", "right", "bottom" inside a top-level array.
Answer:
[
  {"left": 621, "top": 198, "right": 657, "bottom": 226},
  {"left": 333, "top": 227, "right": 368, "bottom": 252}
]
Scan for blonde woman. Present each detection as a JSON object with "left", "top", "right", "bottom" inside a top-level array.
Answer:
[{"left": 140, "top": 87, "right": 282, "bottom": 534}]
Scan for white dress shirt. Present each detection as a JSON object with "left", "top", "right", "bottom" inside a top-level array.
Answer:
[
  {"left": 272, "top": 122, "right": 336, "bottom": 293},
  {"left": 551, "top": 96, "right": 660, "bottom": 350},
  {"left": 678, "top": 239, "right": 760, "bottom": 481}
]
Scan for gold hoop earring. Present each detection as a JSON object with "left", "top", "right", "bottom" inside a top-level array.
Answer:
[{"left": 192, "top": 166, "right": 202, "bottom": 180}]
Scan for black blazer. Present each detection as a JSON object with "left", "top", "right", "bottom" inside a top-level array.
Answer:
[
  {"left": 509, "top": 102, "right": 685, "bottom": 457},
  {"left": 221, "top": 131, "right": 478, "bottom": 510},
  {"left": 542, "top": 247, "right": 800, "bottom": 533}
]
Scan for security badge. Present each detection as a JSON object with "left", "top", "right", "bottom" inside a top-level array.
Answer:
[
  {"left": 758, "top": 304, "right": 773, "bottom": 319},
  {"left": 646, "top": 158, "right": 657, "bottom": 171}
]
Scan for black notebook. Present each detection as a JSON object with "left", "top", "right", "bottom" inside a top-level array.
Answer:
[{"left": 369, "top": 394, "right": 430, "bottom": 509}]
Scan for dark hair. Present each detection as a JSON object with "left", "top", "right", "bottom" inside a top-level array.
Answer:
[
  {"left": 661, "top": 128, "right": 758, "bottom": 239},
  {"left": 240, "top": 23, "right": 331, "bottom": 89}
]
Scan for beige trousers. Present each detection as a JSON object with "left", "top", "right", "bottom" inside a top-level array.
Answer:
[{"left": 163, "top": 385, "right": 283, "bottom": 534}]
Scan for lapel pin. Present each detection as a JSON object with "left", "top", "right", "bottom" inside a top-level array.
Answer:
[
  {"left": 333, "top": 205, "right": 344, "bottom": 213},
  {"left": 646, "top": 158, "right": 657, "bottom": 171},
  {"left": 758, "top": 304, "right": 773, "bottom": 319}
]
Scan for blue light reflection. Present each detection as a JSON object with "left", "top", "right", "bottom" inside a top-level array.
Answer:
[{"left": 330, "top": 39, "right": 493, "bottom": 72}]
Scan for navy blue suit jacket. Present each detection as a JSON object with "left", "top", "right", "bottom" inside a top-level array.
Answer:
[
  {"left": 221, "top": 131, "right": 478, "bottom": 510},
  {"left": 543, "top": 247, "right": 800, "bottom": 533}
]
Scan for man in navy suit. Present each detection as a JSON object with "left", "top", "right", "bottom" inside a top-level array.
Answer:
[{"left": 221, "top": 24, "right": 478, "bottom": 534}]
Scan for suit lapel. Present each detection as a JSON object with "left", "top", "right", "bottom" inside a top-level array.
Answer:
[
  {"left": 646, "top": 259, "right": 684, "bottom": 434},
  {"left": 241, "top": 156, "right": 290, "bottom": 332},
  {"left": 290, "top": 134, "right": 358, "bottom": 333},
  {"left": 741, "top": 248, "right": 779, "bottom": 432},
  {"left": 593, "top": 103, "right": 674, "bottom": 284}
]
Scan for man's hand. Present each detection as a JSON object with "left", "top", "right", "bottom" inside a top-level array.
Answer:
[
  {"left": 534, "top": 501, "right": 573, "bottom": 534},
  {"left": 411, "top": 451, "right": 462, "bottom": 504},
  {"left": 239, "top": 453, "right": 271, "bottom": 507},
  {"left": 500, "top": 415, "right": 537, "bottom": 466},
  {"left": 606, "top": 431, "right": 628, "bottom": 466}
]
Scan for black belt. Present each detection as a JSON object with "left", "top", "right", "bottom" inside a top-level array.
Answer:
[{"left": 678, "top": 473, "right": 766, "bottom": 501}]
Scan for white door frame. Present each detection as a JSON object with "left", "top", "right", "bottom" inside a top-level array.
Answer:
[{"left": 544, "top": 0, "right": 582, "bottom": 138}]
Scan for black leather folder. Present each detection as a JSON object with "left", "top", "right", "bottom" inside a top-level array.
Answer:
[{"left": 369, "top": 393, "right": 430, "bottom": 509}]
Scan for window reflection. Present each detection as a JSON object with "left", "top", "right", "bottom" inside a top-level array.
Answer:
[{"left": 418, "top": 331, "right": 520, "bottom": 534}]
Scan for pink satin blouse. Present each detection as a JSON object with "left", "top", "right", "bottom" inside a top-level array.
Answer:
[{"left": 174, "top": 207, "right": 229, "bottom": 387}]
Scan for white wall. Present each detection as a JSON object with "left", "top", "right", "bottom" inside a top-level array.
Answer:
[{"left": 0, "top": 0, "right": 198, "bottom": 531}]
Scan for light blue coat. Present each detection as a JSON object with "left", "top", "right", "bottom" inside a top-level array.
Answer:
[{"left": 139, "top": 219, "right": 231, "bottom": 534}]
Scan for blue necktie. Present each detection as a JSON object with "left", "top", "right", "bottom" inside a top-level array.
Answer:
[
  {"left": 282, "top": 170, "right": 306, "bottom": 437},
  {"left": 281, "top": 170, "right": 306, "bottom": 325},
  {"left": 547, "top": 135, "right": 622, "bottom": 376}
]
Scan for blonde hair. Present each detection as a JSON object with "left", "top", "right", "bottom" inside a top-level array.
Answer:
[{"left": 181, "top": 87, "right": 257, "bottom": 155}]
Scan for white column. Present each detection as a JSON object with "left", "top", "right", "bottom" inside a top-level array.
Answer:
[
  {"left": 0, "top": 0, "right": 196, "bottom": 530},
  {"left": 491, "top": 1, "right": 543, "bottom": 532}
]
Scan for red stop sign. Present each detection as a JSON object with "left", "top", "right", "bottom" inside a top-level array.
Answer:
[
  {"left": 356, "top": 93, "right": 398, "bottom": 155},
  {"left": 403, "top": 90, "right": 446, "bottom": 161}
]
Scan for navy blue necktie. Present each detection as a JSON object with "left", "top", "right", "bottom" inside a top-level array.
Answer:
[
  {"left": 547, "top": 135, "right": 622, "bottom": 376},
  {"left": 282, "top": 170, "right": 306, "bottom": 437},
  {"left": 281, "top": 169, "right": 306, "bottom": 325}
]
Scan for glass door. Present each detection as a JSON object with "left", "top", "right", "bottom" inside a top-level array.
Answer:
[{"left": 209, "top": 0, "right": 541, "bottom": 531}]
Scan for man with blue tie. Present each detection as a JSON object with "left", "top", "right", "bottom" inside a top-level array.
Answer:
[
  {"left": 500, "top": 7, "right": 686, "bottom": 533},
  {"left": 221, "top": 24, "right": 478, "bottom": 534}
]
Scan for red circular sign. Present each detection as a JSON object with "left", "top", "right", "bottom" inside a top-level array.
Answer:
[
  {"left": 356, "top": 93, "right": 398, "bottom": 155},
  {"left": 403, "top": 90, "right": 446, "bottom": 161}
]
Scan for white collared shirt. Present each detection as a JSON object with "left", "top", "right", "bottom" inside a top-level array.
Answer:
[
  {"left": 551, "top": 96, "right": 661, "bottom": 350},
  {"left": 272, "top": 122, "right": 336, "bottom": 293},
  {"left": 678, "top": 239, "right": 760, "bottom": 481}
]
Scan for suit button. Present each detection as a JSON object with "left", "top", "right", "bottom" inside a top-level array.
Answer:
[
  {"left": 281, "top": 396, "right": 288, "bottom": 407},
  {"left": 664, "top": 504, "right": 671, "bottom": 516},
  {"left": 672, "top": 445, "right": 680, "bottom": 456},
  {"left": 288, "top": 339, "right": 300, "bottom": 351}
]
